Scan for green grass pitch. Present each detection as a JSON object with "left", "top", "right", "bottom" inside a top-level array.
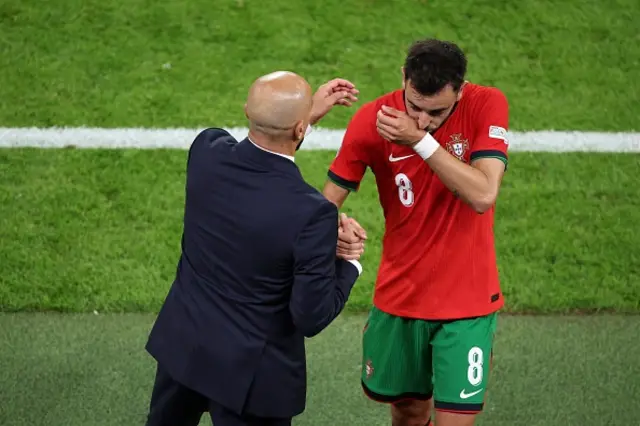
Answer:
[
  {"left": 1, "top": 0, "right": 639, "bottom": 425},
  {"left": 1, "top": 148, "right": 639, "bottom": 313},
  {"left": 2, "top": 313, "right": 640, "bottom": 426}
]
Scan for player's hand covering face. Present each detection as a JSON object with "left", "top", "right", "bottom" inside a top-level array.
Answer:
[{"left": 376, "top": 106, "right": 426, "bottom": 146}]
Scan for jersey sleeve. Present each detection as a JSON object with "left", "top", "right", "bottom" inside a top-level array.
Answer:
[
  {"left": 327, "top": 107, "right": 374, "bottom": 192},
  {"left": 470, "top": 88, "right": 510, "bottom": 170}
]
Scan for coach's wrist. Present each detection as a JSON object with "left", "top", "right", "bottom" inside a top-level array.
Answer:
[{"left": 412, "top": 132, "right": 440, "bottom": 160}]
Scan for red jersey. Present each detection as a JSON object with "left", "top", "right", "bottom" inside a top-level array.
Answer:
[{"left": 328, "top": 83, "right": 509, "bottom": 320}]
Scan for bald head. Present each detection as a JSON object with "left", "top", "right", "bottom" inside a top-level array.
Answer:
[{"left": 245, "top": 71, "right": 313, "bottom": 137}]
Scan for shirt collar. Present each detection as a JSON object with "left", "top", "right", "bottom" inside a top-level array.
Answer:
[
  {"left": 247, "top": 137, "right": 295, "bottom": 163},
  {"left": 245, "top": 125, "right": 314, "bottom": 163}
]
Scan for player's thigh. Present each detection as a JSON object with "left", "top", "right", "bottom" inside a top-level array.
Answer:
[
  {"left": 431, "top": 312, "right": 498, "bottom": 416},
  {"left": 360, "top": 306, "right": 434, "bottom": 402}
]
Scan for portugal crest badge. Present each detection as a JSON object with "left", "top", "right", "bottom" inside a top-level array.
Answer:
[{"left": 446, "top": 133, "right": 469, "bottom": 162}]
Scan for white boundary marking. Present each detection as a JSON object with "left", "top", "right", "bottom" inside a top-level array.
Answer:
[{"left": 0, "top": 127, "right": 639, "bottom": 152}]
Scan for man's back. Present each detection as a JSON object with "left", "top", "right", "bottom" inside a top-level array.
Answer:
[
  {"left": 146, "top": 128, "right": 360, "bottom": 418},
  {"left": 181, "top": 128, "right": 326, "bottom": 335}
]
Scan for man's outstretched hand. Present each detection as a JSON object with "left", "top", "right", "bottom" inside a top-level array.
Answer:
[
  {"left": 336, "top": 213, "right": 367, "bottom": 261},
  {"left": 310, "top": 79, "right": 359, "bottom": 126}
]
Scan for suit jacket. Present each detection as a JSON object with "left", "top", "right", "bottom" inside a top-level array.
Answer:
[{"left": 145, "top": 128, "right": 361, "bottom": 418}]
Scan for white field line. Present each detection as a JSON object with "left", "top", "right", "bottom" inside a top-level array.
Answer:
[{"left": 0, "top": 127, "right": 639, "bottom": 152}]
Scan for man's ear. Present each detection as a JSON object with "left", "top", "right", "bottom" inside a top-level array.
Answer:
[
  {"left": 294, "top": 120, "right": 306, "bottom": 141},
  {"left": 457, "top": 82, "right": 467, "bottom": 101},
  {"left": 401, "top": 66, "right": 406, "bottom": 89},
  {"left": 244, "top": 103, "right": 249, "bottom": 119}
]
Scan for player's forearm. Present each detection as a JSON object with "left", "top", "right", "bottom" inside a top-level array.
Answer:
[
  {"left": 412, "top": 133, "right": 496, "bottom": 213},
  {"left": 428, "top": 149, "right": 495, "bottom": 212},
  {"left": 322, "top": 180, "right": 349, "bottom": 209}
]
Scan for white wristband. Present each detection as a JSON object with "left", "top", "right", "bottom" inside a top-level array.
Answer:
[{"left": 412, "top": 132, "right": 440, "bottom": 160}]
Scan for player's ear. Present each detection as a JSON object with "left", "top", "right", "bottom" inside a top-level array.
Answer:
[
  {"left": 244, "top": 103, "right": 249, "bottom": 119},
  {"left": 401, "top": 67, "right": 406, "bottom": 89},
  {"left": 457, "top": 82, "right": 466, "bottom": 101}
]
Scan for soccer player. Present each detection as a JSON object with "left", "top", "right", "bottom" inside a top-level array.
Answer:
[{"left": 322, "top": 38, "right": 510, "bottom": 426}]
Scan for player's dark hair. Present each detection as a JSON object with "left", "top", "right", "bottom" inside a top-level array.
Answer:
[{"left": 403, "top": 38, "right": 467, "bottom": 96}]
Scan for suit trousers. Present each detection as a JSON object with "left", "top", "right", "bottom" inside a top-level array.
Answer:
[{"left": 145, "top": 363, "right": 292, "bottom": 426}]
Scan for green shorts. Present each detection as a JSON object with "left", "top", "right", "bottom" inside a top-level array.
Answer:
[{"left": 361, "top": 306, "right": 498, "bottom": 414}]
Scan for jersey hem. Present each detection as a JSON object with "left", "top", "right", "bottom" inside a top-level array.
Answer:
[{"left": 372, "top": 299, "right": 504, "bottom": 321}]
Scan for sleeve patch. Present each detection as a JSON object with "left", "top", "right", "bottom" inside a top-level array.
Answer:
[{"left": 489, "top": 126, "right": 509, "bottom": 144}]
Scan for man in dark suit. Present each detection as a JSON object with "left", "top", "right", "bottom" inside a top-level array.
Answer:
[{"left": 144, "top": 71, "right": 367, "bottom": 426}]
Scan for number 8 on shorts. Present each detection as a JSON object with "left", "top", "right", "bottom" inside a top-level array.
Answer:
[{"left": 361, "top": 307, "right": 497, "bottom": 414}]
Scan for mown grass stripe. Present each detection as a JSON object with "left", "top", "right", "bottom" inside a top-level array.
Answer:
[
  {"left": 1, "top": 148, "right": 638, "bottom": 314},
  {"left": 1, "top": 127, "right": 639, "bottom": 152}
]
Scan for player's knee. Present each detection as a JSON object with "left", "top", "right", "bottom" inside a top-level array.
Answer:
[{"left": 391, "top": 399, "right": 431, "bottom": 426}]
